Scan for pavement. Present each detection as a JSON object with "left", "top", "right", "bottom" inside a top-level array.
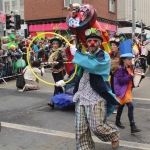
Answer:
[{"left": 0, "top": 68, "right": 150, "bottom": 150}]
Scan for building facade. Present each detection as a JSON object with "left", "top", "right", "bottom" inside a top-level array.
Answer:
[
  {"left": 0, "top": 0, "right": 2, "bottom": 11},
  {"left": 118, "top": 0, "right": 150, "bottom": 25},
  {"left": 24, "top": 0, "right": 118, "bottom": 38},
  {"left": 2, "top": 0, "right": 27, "bottom": 37},
  {"left": 117, "top": 0, "right": 150, "bottom": 38},
  {"left": 2, "top": 0, "right": 24, "bottom": 19}
]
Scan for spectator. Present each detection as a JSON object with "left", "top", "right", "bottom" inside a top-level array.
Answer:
[{"left": 18, "top": 61, "right": 43, "bottom": 92}]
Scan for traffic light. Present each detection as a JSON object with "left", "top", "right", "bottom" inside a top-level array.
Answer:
[
  {"left": 141, "top": 22, "right": 146, "bottom": 34},
  {"left": 15, "top": 15, "right": 21, "bottom": 30},
  {"left": 6, "top": 14, "right": 14, "bottom": 29}
]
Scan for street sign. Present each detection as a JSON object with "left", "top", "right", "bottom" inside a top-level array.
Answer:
[{"left": 0, "top": 14, "right": 6, "bottom": 23}]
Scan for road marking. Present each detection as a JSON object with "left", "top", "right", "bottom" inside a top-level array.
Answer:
[
  {"left": 133, "top": 97, "right": 150, "bottom": 101},
  {"left": 33, "top": 106, "right": 49, "bottom": 111},
  {"left": 135, "top": 108, "right": 150, "bottom": 111},
  {"left": 1, "top": 122, "right": 150, "bottom": 150}
]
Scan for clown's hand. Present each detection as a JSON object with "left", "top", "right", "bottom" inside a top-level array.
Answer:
[
  {"left": 70, "top": 44, "right": 77, "bottom": 56},
  {"left": 56, "top": 80, "right": 66, "bottom": 87}
]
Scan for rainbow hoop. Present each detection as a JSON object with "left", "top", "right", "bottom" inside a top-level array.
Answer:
[{"left": 26, "top": 32, "right": 77, "bottom": 86}]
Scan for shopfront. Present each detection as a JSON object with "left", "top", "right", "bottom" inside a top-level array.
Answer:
[{"left": 28, "top": 22, "right": 117, "bottom": 39}]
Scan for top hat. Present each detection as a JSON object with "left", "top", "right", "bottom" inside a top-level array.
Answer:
[
  {"left": 85, "top": 28, "right": 103, "bottom": 42},
  {"left": 50, "top": 36, "right": 62, "bottom": 46},
  {"left": 109, "top": 37, "right": 120, "bottom": 46},
  {"left": 119, "top": 39, "right": 134, "bottom": 58}
]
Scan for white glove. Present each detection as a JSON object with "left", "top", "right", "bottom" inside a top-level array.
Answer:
[
  {"left": 70, "top": 44, "right": 77, "bottom": 56},
  {"left": 56, "top": 80, "right": 66, "bottom": 87}
]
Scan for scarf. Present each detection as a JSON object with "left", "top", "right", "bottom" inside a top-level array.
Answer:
[{"left": 48, "top": 48, "right": 62, "bottom": 68}]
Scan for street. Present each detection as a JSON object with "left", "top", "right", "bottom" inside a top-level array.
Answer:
[{"left": 0, "top": 68, "right": 150, "bottom": 150}]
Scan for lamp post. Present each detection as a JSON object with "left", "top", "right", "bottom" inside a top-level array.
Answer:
[{"left": 132, "top": 0, "right": 136, "bottom": 41}]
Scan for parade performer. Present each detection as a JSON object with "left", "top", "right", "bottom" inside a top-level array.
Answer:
[
  {"left": 56, "top": 28, "right": 120, "bottom": 149},
  {"left": 48, "top": 36, "right": 67, "bottom": 108},
  {"left": 114, "top": 39, "right": 141, "bottom": 133},
  {"left": 109, "top": 35, "right": 121, "bottom": 93},
  {"left": 65, "top": 37, "right": 76, "bottom": 76},
  {"left": 109, "top": 35, "right": 121, "bottom": 114}
]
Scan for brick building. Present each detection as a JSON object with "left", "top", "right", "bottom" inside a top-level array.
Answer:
[{"left": 24, "top": 0, "right": 117, "bottom": 38}]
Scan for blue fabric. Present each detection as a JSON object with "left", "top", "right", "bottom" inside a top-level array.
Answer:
[
  {"left": 121, "top": 53, "right": 134, "bottom": 58},
  {"left": 107, "top": 103, "right": 115, "bottom": 117},
  {"left": 51, "top": 93, "right": 74, "bottom": 108},
  {"left": 72, "top": 50, "right": 120, "bottom": 116},
  {"left": 119, "top": 39, "right": 133, "bottom": 58},
  {"left": 33, "top": 45, "right": 40, "bottom": 53},
  {"left": 72, "top": 50, "right": 110, "bottom": 81}
]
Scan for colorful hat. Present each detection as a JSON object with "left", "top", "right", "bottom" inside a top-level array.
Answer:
[
  {"left": 110, "top": 34, "right": 126, "bottom": 46},
  {"left": 85, "top": 28, "right": 103, "bottom": 42},
  {"left": 10, "top": 45, "right": 16, "bottom": 50},
  {"left": 50, "top": 36, "right": 62, "bottom": 47},
  {"left": 8, "top": 34, "right": 15, "bottom": 41},
  {"left": 109, "top": 37, "right": 120, "bottom": 45},
  {"left": 119, "top": 39, "right": 134, "bottom": 58}
]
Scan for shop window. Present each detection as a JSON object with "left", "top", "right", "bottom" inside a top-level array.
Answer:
[
  {"left": 64, "top": 0, "right": 82, "bottom": 7},
  {"left": 5, "top": 1, "right": 10, "bottom": 13},
  {"left": 109, "top": 0, "right": 115, "bottom": 13}
]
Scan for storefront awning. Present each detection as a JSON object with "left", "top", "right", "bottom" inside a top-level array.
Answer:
[{"left": 29, "top": 22, "right": 116, "bottom": 32}]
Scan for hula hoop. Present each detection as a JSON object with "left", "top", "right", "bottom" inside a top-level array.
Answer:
[
  {"left": 54, "top": 27, "right": 70, "bottom": 40},
  {"left": 26, "top": 32, "right": 77, "bottom": 86}
]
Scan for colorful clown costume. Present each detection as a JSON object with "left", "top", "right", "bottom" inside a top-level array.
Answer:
[{"left": 74, "top": 71, "right": 120, "bottom": 149}]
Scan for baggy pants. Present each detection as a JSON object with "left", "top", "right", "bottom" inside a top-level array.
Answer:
[{"left": 75, "top": 100, "right": 120, "bottom": 150}]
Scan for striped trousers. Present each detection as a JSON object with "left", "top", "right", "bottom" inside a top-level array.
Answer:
[{"left": 75, "top": 100, "right": 120, "bottom": 150}]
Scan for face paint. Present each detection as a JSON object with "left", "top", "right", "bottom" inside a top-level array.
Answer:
[{"left": 87, "top": 39, "right": 100, "bottom": 54}]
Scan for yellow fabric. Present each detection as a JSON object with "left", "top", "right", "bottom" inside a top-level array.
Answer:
[
  {"left": 117, "top": 68, "right": 133, "bottom": 105},
  {"left": 48, "top": 48, "right": 62, "bottom": 62},
  {"left": 48, "top": 48, "right": 62, "bottom": 68}
]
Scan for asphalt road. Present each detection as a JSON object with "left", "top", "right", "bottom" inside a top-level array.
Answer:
[{"left": 0, "top": 68, "right": 150, "bottom": 150}]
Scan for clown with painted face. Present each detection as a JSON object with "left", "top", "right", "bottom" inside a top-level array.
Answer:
[
  {"left": 85, "top": 28, "right": 103, "bottom": 54},
  {"left": 56, "top": 28, "right": 120, "bottom": 149}
]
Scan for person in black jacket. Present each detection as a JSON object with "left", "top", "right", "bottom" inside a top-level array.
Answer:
[{"left": 48, "top": 36, "right": 67, "bottom": 108}]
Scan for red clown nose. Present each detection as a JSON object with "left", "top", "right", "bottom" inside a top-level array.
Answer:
[{"left": 90, "top": 40, "right": 95, "bottom": 45}]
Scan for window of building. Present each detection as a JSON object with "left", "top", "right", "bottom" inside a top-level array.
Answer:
[
  {"left": 12, "top": 0, "right": 17, "bottom": 10},
  {"left": 64, "top": 0, "right": 82, "bottom": 7},
  {"left": 109, "top": 0, "right": 115, "bottom": 13},
  {"left": 5, "top": 1, "right": 10, "bottom": 13},
  {"left": 20, "top": 0, "right": 24, "bottom": 10}
]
